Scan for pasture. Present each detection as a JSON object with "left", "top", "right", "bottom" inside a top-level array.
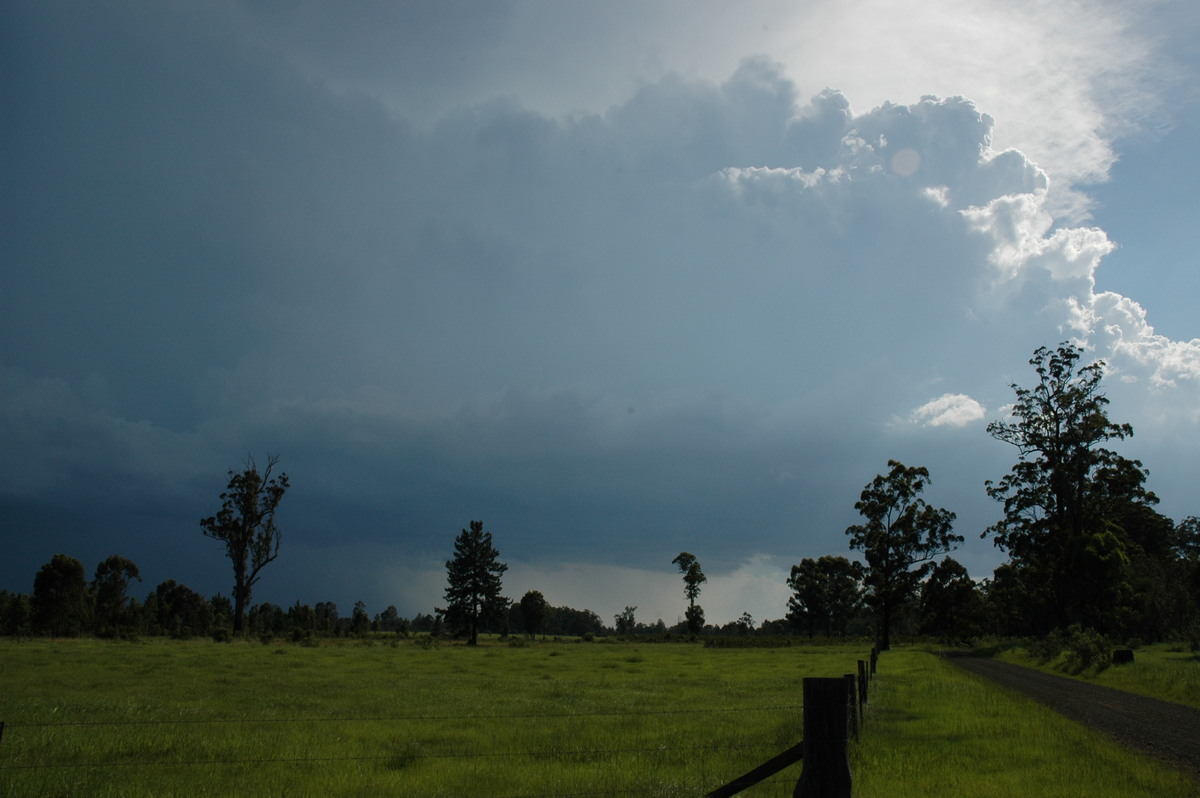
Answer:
[
  {"left": 0, "top": 637, "right": 848, "bottom": 797},
  {"left": 1, "top": 638, "right": 1196, "bottom": 796}
]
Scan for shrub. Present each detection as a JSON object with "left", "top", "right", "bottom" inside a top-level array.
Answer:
[
  {"left": 1063, "top": 624, "right": 1112, "bottom": 673},
  {"left": 1028, "top": 630, "right": 1064, "bottom": 663}
]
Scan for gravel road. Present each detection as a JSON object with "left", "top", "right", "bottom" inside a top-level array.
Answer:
[{"left": 945, "top": 653, "right": 1200, "bottom": 780}]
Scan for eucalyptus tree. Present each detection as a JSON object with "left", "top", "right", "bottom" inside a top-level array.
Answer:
[
  {"left": 200, "top": 454, "right": 289, "bottom": 635},
  {"left": 32, "top": 553, "right": 91, "bottom": 637},
  {"left": 985, "top": 343, "right": 1158, "bottom": 633},
  {"left": 786, "top": 555, "right": 863, "bottom": 638},
  {"left": 846, "top": 460, "right": 961, "bottom": 650},
  {"left": 672, "top": 552, "right": 707, "bottom": 634},
  {"left": 92, "top": 555, "right": 141, "bottom": 638},
  {"left": 919, "top": 557, "right": 984, "bottom": 642}
]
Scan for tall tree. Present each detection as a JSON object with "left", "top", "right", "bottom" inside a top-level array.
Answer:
[
  {"left": 985, "top": 343, "right": 1155, "bottom": 633},
  {"left": 847, "top": 460, "right": 961, "bottom": 650},
  {"left": 442, "top": 520, "right": 508, "bottom": 645},
  {"left": 787, "top": 555, "right": 863, "bottom": 638},
  {"left": 672, "top": 552, "right": 707, "bottom": 634},
  {"left": 92, "top": 555, "right": 141, "bottom": 638},
  {"left": 200, "top": 454, "right": 289, "bottom": 634},
  {"left": 32, "top": 554, "right": 91, "bottom": 637}
]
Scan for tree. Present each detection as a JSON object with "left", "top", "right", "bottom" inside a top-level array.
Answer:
[
  {"left": 92, "top": 555, "right": 141, "bottom": 638},
  {"left": 787, "top": 556, "right": 863, "bottom": 638},
  {"left": 614, "top": 605, "right": 637, "bottom": 635},
  {"left": 32, "top": 554, "right": 91, "bottom": 637},
  {"left": 351, "top": 601, "right": 370, "bottom": 636},
  {"left": 519, "top": 590, "right": 550, "bottom": 639},
  {"left": 442, "top": 520, "right": 508, "bottom": 645},
  {"left": 985, "top": 343, "right": 1155, "bottom": 634},
  {"left": 0, "top": 590, "right": 32, "bottom": 636},
  {"left": 376, "top": 605, "right": 404, "bottom": 633},
  {"left": 211, "top": 594, "right": 234, "bottom": 636},
  {"left": 314, "top": 601, "right": 339, "bottom": 635},
  {"left": 200, "top": 454, "right": 289, "bottom": 635},
  {"left": 546, "top": 605, "right": 604, "bottom": 637},
  {"left": 1176, "top": 517, "right": 1200, "bottom": 627},
  {"left": 847, "top": 460, "right": 961, "bottom": 650},
  {"left": 672, "top": 552, "right": 707, "bottom": 635},
  {"left": 919, "top": 557, "right": 984, "bottom": 642},
  {"left": 150, "top": 580, "right": 213, "bottom": 638}
]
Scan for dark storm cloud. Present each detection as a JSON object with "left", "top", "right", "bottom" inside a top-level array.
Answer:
[{"left": 2, "top": 1, "right": 1197, "bottom": 623}]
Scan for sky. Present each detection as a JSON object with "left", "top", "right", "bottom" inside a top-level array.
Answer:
[{"left": 3, "top": 0, "right": 1200, "bottom": 629}]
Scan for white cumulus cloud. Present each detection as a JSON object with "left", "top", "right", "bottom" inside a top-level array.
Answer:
[{"left": 910, "top": 393, "right": 988, "bottom": 428}]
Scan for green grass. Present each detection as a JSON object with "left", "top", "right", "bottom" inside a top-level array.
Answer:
[
  {"left": 7, "top": 639, "right": 1196, "bottom": 797},
  {"left": 987, "top": 643, "right": 1200, "bottom": 709},
  {"left": 0, "top": 637, "right": 864, "bottom": 797},
  {"left": 852, "top": 648, "right": 1197, "bottom": 797}
]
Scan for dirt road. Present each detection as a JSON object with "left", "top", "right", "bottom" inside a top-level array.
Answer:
[{"left": 945, "top": 653, "right": 1200, "bottom": 780}]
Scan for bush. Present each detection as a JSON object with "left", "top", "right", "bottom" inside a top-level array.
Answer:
[
  {"left": 1063, "top": 624, "right": 1112, "bottom": 673},
  {"left": 211, "top": 628, "right": 232, "bottom": 643},
  {"left": 1028, "top": 629, "right": 1064, "bottom": 663}
]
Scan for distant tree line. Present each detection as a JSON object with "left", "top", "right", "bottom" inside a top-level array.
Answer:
[
  {"left": 4, "top": 344, "right": 1199, "bottom": 648},
  {"left": 0, "top": 550, "right": 614, "bottom": 642}
]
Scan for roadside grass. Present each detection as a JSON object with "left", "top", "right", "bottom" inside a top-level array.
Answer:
[
  {"left": 985, "top": 642, "right": 1200, "bottom": 709},
  {"left": 0, "top": 637, "right": 864, "bottom": 797},
  {"left": 852, "top": 647, "right": 1197, "bottom": 798}
]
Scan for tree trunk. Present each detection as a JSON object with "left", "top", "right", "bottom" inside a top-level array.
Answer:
[
  {"left": 233, "top": 585, "right": 248, "bottom": 634},
  {"left": 878, "top": 602, "right": 892, "bottom": 651}
]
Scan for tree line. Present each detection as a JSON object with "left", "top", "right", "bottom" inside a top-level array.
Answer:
[
  {"left": 3, "top": 343, "right": 1198, "bottom": 647},
  {"left": 785, "top": 343, "right": 1200, "bottom": 649}
]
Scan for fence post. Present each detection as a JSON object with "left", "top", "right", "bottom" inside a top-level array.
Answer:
[
  {"left": 857, "top": 659, "right": 868, "bottom": 708},
  {"left": 869, "top": 647, "right": 877, "bottom": 675},
  {"left": 793, "top": 678, "right": 851, "bottom": 798},
  {"left": 843, "top": 674, "right": 859, "bottom": 740}
]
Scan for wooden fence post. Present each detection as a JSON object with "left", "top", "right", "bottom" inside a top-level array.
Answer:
[
  {"left": 869, "top": 647, "right": 877, "bottom": 675},
  {"left": 857, "top": 659, "right": 868, "bottom": 707},
  {"left": 843, "top": 674, "right": 859, "bottom": 740},
  {"left": 793, "top": 678, "right": 851, "bottom": 798}
]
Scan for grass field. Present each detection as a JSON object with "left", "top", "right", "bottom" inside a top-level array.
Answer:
[
  {"left": 853, "top": 648, "right": 1198, "bottom": 798},
  {"left": 3, "top": 638, "right": 1196, "bottom": 797},
  {"left": 987, "top": 642, "right": 1200, "bottom": 709},
  {"left": 0, "top": 637, "right": 858, "bottom": 797}
]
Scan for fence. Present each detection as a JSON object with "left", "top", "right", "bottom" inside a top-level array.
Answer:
[
  {"left": 706, "top": 647, "right": 877, "bottom": 797},
  {"left": 0, "top": 647, "right": 878, "bottom": 796}
]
